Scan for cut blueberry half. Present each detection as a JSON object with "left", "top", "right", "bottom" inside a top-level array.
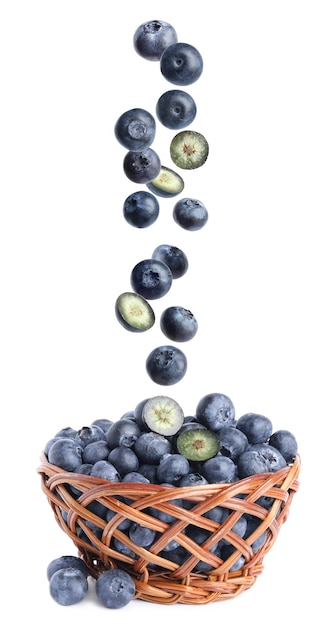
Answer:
[
  {"left": 176, "top": 428, "right": 220, "bottom": 461},
  {"left": 146, "top": 165, "right": 184, "bottom": 198},
  {"left": 115, "top": 292, "right": 155, "bottom": 332},
  {"left": 170, "top": 130, "right": 209, "bottom": 170},
  {"left": 142, "top": 395, "right": 184, "bottom": 436}
]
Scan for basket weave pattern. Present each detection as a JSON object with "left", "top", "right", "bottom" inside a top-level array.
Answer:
[{"left": 38, "top": 454, "right": 300, "bottom": 605}]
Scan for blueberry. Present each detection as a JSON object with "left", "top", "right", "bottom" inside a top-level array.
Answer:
[
  {"left": 248, "top": 443, "right": 287, "bottom": 472},
  {"left": 131, "top": 258, "right": 173, "bottom": 300},
  {"left": 202, "top": 456, "right": 237, "bottom": 483},
  {"left": 133, "top": 20, "right": 178, "bottom": 62},
  {"left": 160, "top": 42, "right": 203, "bottom": 86},
  {"left": 142, "top": 395, "right": 184, "bottom": 436},
  {"left": 114, "top": 108, "right": 156, "bottom": 150},
  {"left": 178, "top": 472, "right": 208, "bottom": 487},
  {"left": 82, "top": 440, "right": 110, "bottom": 464},
  {"left": 123, "top": 148, "right": 161, "bottom": 184},
  {"left": 47, "top": 555, "right": 90, "bottom": 581},
  {"left": 115, "top": 292, "right": 155, "bottom": 332},
  {"left": 90, "top": 418, "right": 114, "bottom": 433},
  {"left": 49, "top": 567, "right": 88, "bottom": 606},
  {"left": 170, "top": 130, "right": 209, "bottom": 170},
  {"left": 160, "top": 305, "right": 198, "bottom": 342},
  {"left": 54, "top": 426, "right": 77, "bottom": 439},
  {"left": 90, "top": 460, "right": 121, "bottom": 482},
  {"left": 217, "top": 426, "right": 249, "bottom": 460},
  {"left": 129, "top": 522, "right": 156, "bottom": 547},
  {"left": 152, "top": 244, "right": 188, "bottom": 279},
  {"left": 156, "top": 453, "right": 190, "bottom": 483},
  {"left": 173, "top": 197, "right": 208, "bottom": 231},
  {"left": 106, "top": 419, "right": 141, "bottom": 449},
  {"left": 95, "top": 568, "right": 136, "bottom": 608},
  {"left": 134, "top": 431, "right": 172, "bottom": 464},
  {"left": 146, "top": 345, "right": 187, "bottom": 385},
  {"left": 122, "top": 471, "right": 150, "bottom": 483},
  {"left": 269, "top": 429, "right": 298, "bottom": 463},
  {"left": 123, "top": 190, "right": 159, "bottom": 228},
  {"left": 138, "top": 463, "right": 158, "bottom": 483},
  {"left": 196, "top": 392, "right": 236, "bottom": 431},
  {"left": 156, "top": 89, "right": 197, "bottom": 129},
  {"left": 48, "top": 438, "right": 83, "bottom": 471},
  {"left": 236, "top": 412, "right": 273, "bottom": 444},
  {"left": 107, "top": 446, "right": 140, "bottom": 477},
  {"left": 147, "top": 165, "right": 184, "bottom": 198},
  {"left": 75, "top": 424, "right": 106, "bottom": 447}
]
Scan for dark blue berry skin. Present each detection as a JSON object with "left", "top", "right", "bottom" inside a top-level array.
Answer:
[
  {"left": 91, "top": 418, "right": 114, "bottom": 433},
  {"left": 47, "top": 556, "right": 90, "bottom": 581},
  {"left": 123, "top": 190, "right": 159, "bottom": 228},
  {"left": 156, "top": 89, "right": 197, "bottom": 129},
  {"left": 75, "top": 425, "right": 106, "bottom": 447},
  {"left": 90, "top": 460, "right": 121, "bottom": 482},
  {"left": 152, "top": 244, "right": 188, "bottom": 279},
  {"left": 133, "top": 20, "right": 178, "bottom": 62},
  {"left": 54, "top": 426, "right": 77, "bottom": 439},
  {"left": 146, "top": 344, "right": 187, "bottom": 385},
  {"left": 237, "top": 449, "right": 271, "bottom": 478},
  {"left": 202, "top": 456, "right": 237, "bottom": 483},
  {"left": 49, "top": 567, "right": 88, "bottom": 606},
  {"left": 196, "top": 393, "right": 236, "bottom": 431},
  {"left": 115, "top": 108, "right": 156, "bottom": 150},
  {"left": 123, "top": 148, "right": 161, "bottom": 184},
  {"left": 106, "top": 419, "right": 141, "bottom": 449},
  {"left": 107, "top": 446, "right": 140, "bottom": 477},
  {"left": 160, "top": 305, "right": 198, "bottom": 342},
  {"left": 82, "top": 440, "right": 110, "bottom": 464},
  {"left": 129, "top": 522, "right": 156, "bottom": 547},
  {"left": 156, "top": 453, "right": 190, "bottom": 483},
  {"left": 134, "top": 431, "right": 172, "bottom": 464},
  {"left": 173, "top": 197, "right": 208, "bottom": 231},
  {"left": 131, "top": 258, "right": 173, "bottom": 300},
  {"left": 48, "top": 438, "right": 83, "bottom": 471},
  {"left": 269, "top": 429, "right": 298, "bottom": 462},
  {"left": 160, "top": 42, "right": 203, "bottom": 86},
  {"left": 236, "top": 413, "right": 273, "bottom": 444},
  {"left": 95, "top": 568, "right": 136, "bottom": 609},
  {"left": 249, "top": 443, "right": 287, "bottom": 472},
  {"left": 217, "top": 426, "right": 249, "bottom": 461}
]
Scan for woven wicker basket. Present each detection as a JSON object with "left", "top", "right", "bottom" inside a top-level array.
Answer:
[{"left": 38, "top": 453, "right": 300, "bottom": 605}]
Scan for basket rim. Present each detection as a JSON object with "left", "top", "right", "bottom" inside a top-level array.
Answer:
[{"left": 37, "top": 452, "right": 301, "bottom": 495}]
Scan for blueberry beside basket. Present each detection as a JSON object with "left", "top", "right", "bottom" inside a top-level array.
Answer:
[{"left": 38, "top": 453, "right": 300, "bottom": 605}]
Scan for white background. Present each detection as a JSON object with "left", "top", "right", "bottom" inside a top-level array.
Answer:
[{"left": 1, "top": 1, "right": 333, "bottom": 623}]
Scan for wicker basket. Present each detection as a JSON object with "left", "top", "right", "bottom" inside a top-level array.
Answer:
[{"left": 38, "top": 453, "right": 300, "bottom": 605}]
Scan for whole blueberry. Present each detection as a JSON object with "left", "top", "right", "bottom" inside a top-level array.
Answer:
[
  {"left": 90, "top": 418, "right": 114, "bottom": 433},
  {"left": 123, "top": 190, "right": 159, "bottom": 228},
  {"left": 156, "top": 89, "right": 197, "bottom": 129},
  {"left": 75, "top": 424, "right": 106, "bottom": 447},
  {"left": 47, "top": 555, "right": 90, "bottom": 581},
  {"left": 173, "top": 197, "right": 208, "bottom": 231},
  {"left": 217, "top": 426, "right": 249, "bottom": 460},
  {"left": 196, "top": 393, "right": 236, "bottom": 431},
  {"left": 82, "top": 440, "right": 110, "bottom": 464},
  {"left": 48, "top": 438, "right": 83, "bottom": 471},
  {"left": 115, "top": 108, "right": 156, "bottom": 150},
  {"left": 54, "top": 426, "right": 77, "bottom": 439},
  {"left": 134, "top": 431, "right": 172, "bottom": 464},
  {"left": 95, "top": 568, "right": 136, "bottom": 608},
  {"left": 202, "top": 456, "right": 237, "bottom": 483},
  {"left": 160, "top": 42, "right": 203, "bottom": 86},
  {"left": 133, "top": 20, "right": 178, "bottom": 62},
  {"left": 106, "top": 419, "right": 141, "bottom": 449},
  {"left": 152, "top": 244, "right": 188, "bottom": 279},
  {"left": 249, "top": 443, "right": 287, "bottom": 472},
  {"left": 107, "top": 446, "right": 140, "bottom": 477},
  {"left": 129, "top": 522, "right": 156, "bottom": 547},
  {"left": 269, "top": 429, "right": 298, "bottom": 463},
  {"left": 146, "top": 344, "right": 187, "bottom": 385},
  {"left": 160, "top": 305, "right": 198, "bottom": 342},
  {"left": 90, "top": 460, "right": 121, "bottom": 482},
  {"left": 236, "top": 413, "right": 273, "bottom": 444},
  {"left": 123, "top": 148, "right": 161, "bottom": 184},
  {"left": 237, "top": 449, "right": 271, "bottom": 478},
  {"left": 49, "top": 567, "right": 88, "bottom": 606},
  {"left": 156, "top": 453, "right": 190, "bottom": 483},
  {"left": 131, "top": 258, "right": 173, "bottom": 300}
]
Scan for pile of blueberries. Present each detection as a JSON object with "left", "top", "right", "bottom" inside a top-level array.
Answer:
[
  {"left": 43, "top": 19, "right": 299, "bottom": 610},
  {"left": 44, "top": 390, "right": 298, "bottom": 607}
]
